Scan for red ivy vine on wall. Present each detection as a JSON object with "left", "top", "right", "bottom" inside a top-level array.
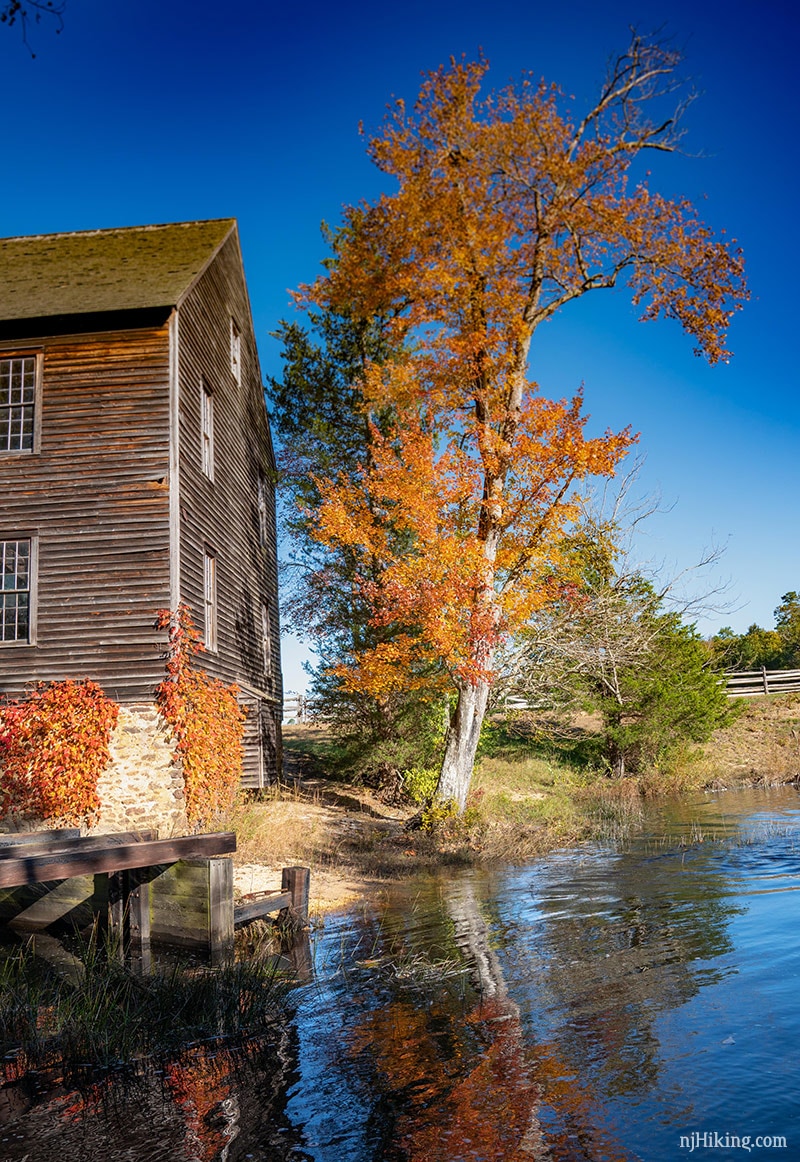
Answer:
[
  {"left": 0, "top": 679, "right": 119, "bottom": 825},
  {"left": 155, "top": 604, "right": 245, "bottom": 828}
]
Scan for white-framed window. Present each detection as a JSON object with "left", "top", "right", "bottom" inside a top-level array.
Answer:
[
  {"left": 0, "top": 538, "right": 34, "bottom": 643},
  {"left": 230, "top": 318, "right": 241, "bottom": 384},
  {"left": 0, "top": 355, "right": 38, "bottom": 453},
  {"left": 258, "top": 472, "right": 269, "bottom": 547},
  {"left": 261, "top": 602, "right": 271, "bottom": 677},
  {"left": 203, "top": 549, "right": 217, "bottom": 652},
  {"left": 200, "top": 378, "right": 214, "bottom": 480}
]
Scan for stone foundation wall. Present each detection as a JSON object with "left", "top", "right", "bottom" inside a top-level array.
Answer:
[{"left": 94, "top": 703, "right": 188, "bottom": 836}]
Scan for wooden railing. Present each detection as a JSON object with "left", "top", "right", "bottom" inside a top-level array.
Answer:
[
  {"left": 724, "top": 668, "right": 800, "bottom": 698},
  {"left": 282, "top": 694, "right": 323, "bottom": 722},
  {"left": 283, "top": 693, "right": 309, "bottom": 722}
]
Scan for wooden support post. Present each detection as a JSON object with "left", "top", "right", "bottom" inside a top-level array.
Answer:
[
  {"left": 762, "top": 666, "right": 769, "bottom": 695},
  {"left": 108, "top": 869, "right": 125, "bottom": 962},
  {"left": 288, "top": 931, "right": 313, "bottom": 981},
  {"left": 107, "top": 868, "right": 152, "bottom": 974},
  {"left": 208, "top": 858, "right": 234, "bottom": 966},
  {"left": 278, "top": 866, "right": 310, "bottom": 931},
  {"left": 127, "top": 868, "right": 152, "bottom": 975}
]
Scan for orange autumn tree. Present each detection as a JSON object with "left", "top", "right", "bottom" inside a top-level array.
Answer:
[{"left": 304, "top": 36, "right": 748, "bottom": 811}]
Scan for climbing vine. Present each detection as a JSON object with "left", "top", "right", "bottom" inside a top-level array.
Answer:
[
  {"left": 0, "top": 679, "right": 119, "bottom": 825},
  {"left": 155, "top": 604, "right": 245, "bottom": 828}
]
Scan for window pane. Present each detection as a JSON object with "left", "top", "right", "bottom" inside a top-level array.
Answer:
[
  {"left": 0, "top": 541, "right": 32, "bottom": 641},
  {"left": 204, "top": 552, "right": 217, "bottom": 650},
  {"left": 0, "top": 357, "right": 36, "bottom": 453}
]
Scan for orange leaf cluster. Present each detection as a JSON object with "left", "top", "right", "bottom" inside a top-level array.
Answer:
[
  {"left": 314, "top": 371, "right": 632, "bottom": 686},
  {"left": 155, "top": 605, "right": 246, "bottom": 828},
  {"left": 312, "top": 49, "right": 747, "bottom": 366},
  {"left": 0, "top": 679, "right": 119, "bottom": 826}
]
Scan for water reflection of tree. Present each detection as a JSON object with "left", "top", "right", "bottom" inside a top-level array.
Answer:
[
  {"left": 340, "top": 877, "right": 632, "bottom": 1161},
  {"left": 496, "top": 842, "right": 742, "bottom": 1101}
]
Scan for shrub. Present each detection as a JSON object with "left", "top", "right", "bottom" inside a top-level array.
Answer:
[
  {"left": 156, "top": 605, "right": 246, "bottom": 828},
  {"left": 402, "top": 766, "right": 439, "bottom": 805},
  {"left": 0, "top": 679, "right": 118, "bottom": 825}
]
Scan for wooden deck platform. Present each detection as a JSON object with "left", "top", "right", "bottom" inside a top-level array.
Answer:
[{"left": 0, "top": 829, "right": 310, "bottom": 971}]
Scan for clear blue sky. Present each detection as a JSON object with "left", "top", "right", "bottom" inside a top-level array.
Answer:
[{"left": 2, "top": 0, "right": 796, "bottom": 692}]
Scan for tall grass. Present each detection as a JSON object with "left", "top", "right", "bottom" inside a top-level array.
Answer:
[{"left": 0, "top": 930, "right": 290, "bottom": 1080}]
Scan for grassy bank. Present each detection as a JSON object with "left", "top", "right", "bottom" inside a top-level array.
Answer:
[{"left": 231, "top": 695, "right": 800, "bottom": 892}]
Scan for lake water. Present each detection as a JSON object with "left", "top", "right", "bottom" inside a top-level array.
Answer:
[{"left": 2, "top": 786, "right": 799, "bottom": 1160}]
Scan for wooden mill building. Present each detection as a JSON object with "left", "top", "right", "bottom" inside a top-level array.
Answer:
[{"left": 0, "top": 219, "right": 281, "bottom": 798}]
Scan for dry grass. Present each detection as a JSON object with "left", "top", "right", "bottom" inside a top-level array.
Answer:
[
  {"left": 230, "top": 784, "right": 340, "bottom": 868},
  {"left": 700, "top": 693, "right": 800, "bottom": 785}
]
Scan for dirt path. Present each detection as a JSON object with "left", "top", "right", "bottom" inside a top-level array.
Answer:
[{"left": 232, "top": 728, "right": 415, "bottom": 918}]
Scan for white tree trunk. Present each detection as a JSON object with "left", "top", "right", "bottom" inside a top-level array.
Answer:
[{"left": 435, "top": 679, "right": 491, "bottom": 812}]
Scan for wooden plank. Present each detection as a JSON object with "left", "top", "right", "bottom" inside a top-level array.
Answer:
[
  {"left": 150, "top": 857, "right": 234, "bottom": 957},
  {"left": 0, "top": 832, "right": 236, "bottom": 888},
  {"left": 0, "top": 828, "right": 80, "bottom": 848},
  {"left": 6, "top": 874, "right": 101, "bottom": 932},
  {"left": 234, "top": 891, "right": 292, "bottom": 927},
  {"left": 0, "top": 828, "right": 155, "bottom": 860}
]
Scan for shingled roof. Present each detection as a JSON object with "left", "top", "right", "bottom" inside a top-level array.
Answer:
[{"left": 0, "top": 219, "right": 236, "bottom": 322}]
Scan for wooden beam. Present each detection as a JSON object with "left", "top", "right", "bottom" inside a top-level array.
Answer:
[
  {"left": 0, "top": 829, "right": 155, "bottom": 861},
  {"left": 0, "top": 828, "right": 80, "bottom": 848},
  {"left": 7, "top": 875, "right": 99, "bottom": 933},
  {"left": 0, "top": 832, "right": 236, "bottom": 889}
]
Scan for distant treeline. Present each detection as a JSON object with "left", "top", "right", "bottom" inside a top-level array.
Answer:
[{"left": 708, "top": 591, "right": 800, "bottom": 671}]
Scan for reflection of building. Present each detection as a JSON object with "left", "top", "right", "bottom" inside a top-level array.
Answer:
[{"left": 0, "top": 220, "right": 281, "bottom": 820}]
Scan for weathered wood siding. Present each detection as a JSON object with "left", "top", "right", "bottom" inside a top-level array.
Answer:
[
  {"left": 176, "top": 232, "right": 282, "bottom": 784},
  {"left": 0, "top": 325, "right": 171, "bottom": 700}
]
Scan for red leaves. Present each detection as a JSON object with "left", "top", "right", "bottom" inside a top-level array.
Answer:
[
  {"left": 0, "top": 679, "right": 118, "bottom": 825},
  {"left": 155, "top": 605, "right": 245, "bottom": 828}
]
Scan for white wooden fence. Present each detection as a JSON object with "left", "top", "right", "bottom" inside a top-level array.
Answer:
[
  {"left": 282, "top": 694, "right": 324, "bottom": 723},
  {"left": 724, "top": 668, "right": 800, "bottom": 698},
  {"left": 282, "top": 693, "right": 308, "bottom": 723},
  {"left": 282, "top": 671, "right": 800, "bottom": 721}
]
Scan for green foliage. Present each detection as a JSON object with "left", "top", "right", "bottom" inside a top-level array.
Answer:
[
  {"left": 335, "top": 690, "right": 449, "bottom": 782},
  {"left": 708, "top": 623, "right": 784, "bottom": 671},
  {"left": 774, "top": 591, "right": 800, "bottom": 666},
  {"left": 420, "top": 797, "right": 459, "bottom": 832},
  {"left": 508, "top": 537, "right": 733, "bottom": 778},
  {"left": 709, "top": 590, "right": 800, "bottom": 672},
  {"left": 595, "top": 605, "right": 733, "bottom": 776}
]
